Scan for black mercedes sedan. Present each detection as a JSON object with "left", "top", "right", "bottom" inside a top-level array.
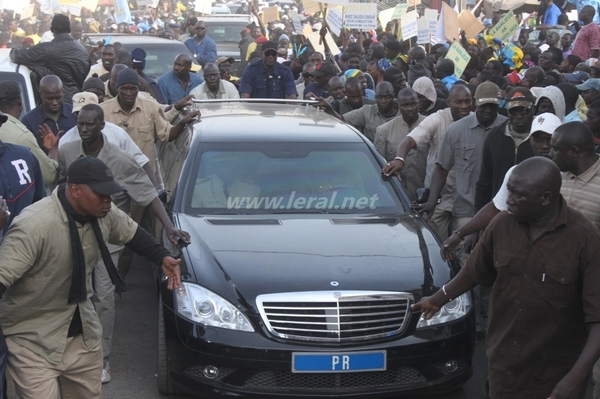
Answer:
[{"left": 157, "top": 100, "right": 475, "bottom": 398}]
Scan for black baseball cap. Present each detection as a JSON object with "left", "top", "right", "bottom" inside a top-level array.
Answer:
[
  {"left": 64, "top": 157, "right": 125, "bottom": 196},
  {"left": 312, "top": 62, "right": 336, "bottom": 78}
]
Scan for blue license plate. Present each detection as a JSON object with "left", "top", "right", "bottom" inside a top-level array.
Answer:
[{"left": 292, "top": 351, "right": 386, "bottom": 373}]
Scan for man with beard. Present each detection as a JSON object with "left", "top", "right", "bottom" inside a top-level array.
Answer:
[
  {"left": 330, "top": 77, "right": 375, "bottom": 115},
  {"left": 189, "top": 63, "right": 239, "bottom": 99},
  {"left": 316, "top": 82, "right": 399, "bottom": 142},
  {"left": 21, "top": 75, "right": 76, "bottom": 153},
  {"left": 157, "top": 54, "right": 204, "bottom": 105},
  {"left": 375, "top": 88, "right": 427, "bottom": 201}
]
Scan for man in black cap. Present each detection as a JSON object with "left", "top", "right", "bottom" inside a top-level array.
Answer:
[
  {"left": 130, "top": 48, "right": 167, "bottom": 104},
  {"left": 10, "top": 14, "right": 90, "bottom": 103},
  {"left": 82, "top": 77, "right": 107, "bottom": 104},
  {"left": 239, "top": 40, "right": 297, "bottom": 99},
  {"left": 303, "top": 62, "right": 334, "bottom": 100},
  {"left": 0, "top": 156, "right": 182, "bottom": 398}
]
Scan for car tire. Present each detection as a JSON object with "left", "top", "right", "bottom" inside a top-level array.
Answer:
[{"left": 158, "top": 298, "right": 182, "bottom": 394}]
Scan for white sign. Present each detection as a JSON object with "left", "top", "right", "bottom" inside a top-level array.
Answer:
[
  {"left": 290, "top": 10, "right": 303, "bottom": 33},
  {"left": 307, "top": 31, "right": 341, "bottom": 56},
  {"left": 194, "top": 0, "right": 211, "bottom": 14},
  {"left": 378, "top": 7, "right": 395, "bottom": 29},
  {"left": 400, "top": 11, "right": 418, "bottom": 40},
  {"left": 424, "top": 8, "right": 438, "bottom": 36},
  {"left": 317, "top": 0, "right": 349, "bottom": 5},
  {"left": 326, "top": 6, "right": 343, "bottom": 37},
  {"left": 344, "top": 3, "right": 378, "bottom": 30},
  {"left": 417, "top": 17, "right": 429, "bottom": 44}
]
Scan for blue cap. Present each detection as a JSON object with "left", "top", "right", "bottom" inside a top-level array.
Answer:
[
  {"left": 131, "top": 47, "right": 146, "bottom": 69},
  {"left": 565, "top": 71, "right": 590, "bottom": 84},
  {"left": 576, "top": 78, "right": 600, "bottom": 91}
]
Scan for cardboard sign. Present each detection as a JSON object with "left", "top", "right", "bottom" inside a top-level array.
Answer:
[
  {"left": 262, "top": 6, "right": 279, "bottom": 23},
  {"left": 489, "top": 10, "right": 519, "bottom": 42},
  {"left": 20, "top": 4, "right": 35, "bottom": 20},
  {"left": 458, "top": 10, "right": 484, "bottom": 38},
  {"left": 424, "top": 8, "right": 438, "bottom": 35},
  {"left": 344, "top": 3, "right": 378, "bottom": 30},
  {"left": 317, "top": 0, "right": 349, "bottom": 6},
  {"left": 307, "top": 31, "right": 341, "bottom": 56},
  {"left": 417, "top": 17, "right": 429, "bottom": 44},
  {"left": 57, "top": 0, "right": 82, "bottom": 15},
  {"left": 442, "top": 2, "right": 459, "bottom": 42},
  {"left": 290, "top": 10, "right": 303, "bottom": 33},
  {"left": 392, "top": 3, "right": 408, "bottom": 20},
  {"left": 446, "top": 41, "right": 471, "bottom": 78},
  {"left": 400, "top": 11, "right": 418, "bottom": 40},
  {"left": 194, "top": 0, "right": 211, "bottom": 14},
  {"left": 302, "top": 23, "right": 313, "bottom": 38},
  {"left": 302, "top": 0, "right": 322, "bottom": 16},
  {"left": 408, "top": 0, "right": 421, "bottom": 5},
  {"left": 378, "top": 7, "right": 396, "bottom": 29},
  {"left": 326, "top": 6, "right": 344, "bottom": 37}
]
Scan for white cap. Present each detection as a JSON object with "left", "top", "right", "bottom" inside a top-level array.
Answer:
[
  {"left": 527, "top": 113, "right": 562, "bottom": 140},
  {"left": 72, "top": 92, "right": 99, "bottom": 113}
]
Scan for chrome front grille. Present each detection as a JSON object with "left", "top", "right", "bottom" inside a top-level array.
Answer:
[{"left": 256, "top": 291, "right": 413, "bottom": 343}]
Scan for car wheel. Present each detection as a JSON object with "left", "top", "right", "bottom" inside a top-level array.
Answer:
[{"left": 157, "top": 298, "right": 182, "bottom": 394}]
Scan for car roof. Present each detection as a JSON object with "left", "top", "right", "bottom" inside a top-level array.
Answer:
[
  {"left": 86, "top": 33, "right": 189, "bottom": 46},
  {"left": 190, "top": 101, "right": 365, "bottom": 143}
]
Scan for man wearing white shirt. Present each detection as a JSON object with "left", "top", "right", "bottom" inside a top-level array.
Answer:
[{"left": 190, "top": 63, "right": 239, "bottom": 100}]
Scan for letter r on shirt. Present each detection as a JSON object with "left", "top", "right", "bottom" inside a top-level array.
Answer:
[{"left": 11, "top": 160, "right": 32, "bottom": 185}]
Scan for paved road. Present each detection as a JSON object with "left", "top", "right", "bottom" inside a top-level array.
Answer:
[{"left": 99, "top": 256, "right": 593, "bottom": 399}]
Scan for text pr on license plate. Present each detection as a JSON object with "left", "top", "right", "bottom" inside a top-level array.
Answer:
[{"left": 292, "top": 351, "right": 386, "bottom": 373}]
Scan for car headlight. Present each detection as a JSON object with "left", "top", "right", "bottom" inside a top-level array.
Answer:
[
  {"left": 416, "top": 292, "right": 472, "bottom": 329},
  {"left": 175, "top": 282, "right": 254, "bottom": 332}
]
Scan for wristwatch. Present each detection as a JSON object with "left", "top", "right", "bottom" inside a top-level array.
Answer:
[{"left": 453, "top": 230, "right": 465, "bottom": 241}]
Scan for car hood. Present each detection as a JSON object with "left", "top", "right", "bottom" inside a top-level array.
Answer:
[{"left": 177, "top": 214, "right": 452, "bottom": 308}]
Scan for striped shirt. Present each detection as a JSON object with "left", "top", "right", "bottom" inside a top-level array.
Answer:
[{"left": 561, "top": 155, "right": 600, "bottom": 229}]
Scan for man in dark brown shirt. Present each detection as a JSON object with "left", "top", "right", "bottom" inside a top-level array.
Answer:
[{"left": 413, "top": 156, "right": 600, "bottom": 399}]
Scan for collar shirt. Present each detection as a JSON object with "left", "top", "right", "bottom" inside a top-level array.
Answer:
[
  {"left": 99, "top": 95, "right": 172, "bottom": 172},
  {"left": 0, "top": 114, "right": 58, "bottom": 186},
  {"left": 408, "top": 108, "right": 472, "bottom": 212},
  {"left": 20, "top": 103, "right": 76, "bottom": 152},
  {"left": 343, "top": 104, "right": 400, "bottom": 143},
  {"left": 87, "top": 60, "right": 108, "bottom": 79},
  {"left": 0, "top": 142, "right": 45, "bottom": 235},
  {"left": 564, "top": 108, "right": 583, "bottom": 122},
  {"left": 463, "top": 198, "right": 600, "bottom": 399},
  {"left": 561, "top": 155, "right": 600, "bottom": 229},
  {"left": 0, "top": 188, "right": 137, "bottom": 364},
  {"left": 303, "top": 82, "right": 329, "bottom": 100},
  {"left": 59, "top": 121, "right": 149, "bottom": 168},
  {"left": 184, "top": 36, "right": 217, "bottom": 66},
  {"left": 436, "top": 113, "right": 508, "bottom": 217},
  {"left": 375, "top": 114, "right": 427, "bottom": 202},
  {"left": 239, "top": 58, "right": 297, "bottom": 99},
  {"left": 189, "top": 80, "right": 240, "bottom": 99},
  {"left": 58, "top": 134, "right": 157, "bottom": 213},
  {"left": 157, "top": 70, "right": 204, "bottom": 105}
]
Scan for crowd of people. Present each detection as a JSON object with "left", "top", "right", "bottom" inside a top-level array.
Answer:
[{"left": 0, "top": 0, "right": 599, "bottom": 397}]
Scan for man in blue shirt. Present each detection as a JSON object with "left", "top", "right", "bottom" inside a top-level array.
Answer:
[
  {"left": 239, "top": 41, "right": 297, "bottom": 99},
  {"left": 157, "top": 54, "right": 204, "bottom": 105},
  {"left": 304, "top": 62, "right": 334, "bottom": 100},
  {"left": 21, "top": 75, "right": 76, "bottom": 153},
  {"left": 184, "top": 21, "right": 217, "bottom": 67},
  {"left": 542, "top": 0, "right": 562, "bottom": 25},
  {"left": 0, "top": 110, "right": 45, "bottom": 237}
]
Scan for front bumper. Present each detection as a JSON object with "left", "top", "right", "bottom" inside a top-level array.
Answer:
[{"left": 162, "top": 301, "right": 475, "bottom": 398}]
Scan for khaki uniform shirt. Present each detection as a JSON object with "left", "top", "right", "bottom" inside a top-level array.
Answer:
[
  {"left": 375, "top": 114, "right": 427, "bottom": 202},
  {"left": 0, "top": 114, "right": 59, "bottom": 186},
  {"left": 189, "top": 80, "right": 240, "bottom": 100},
  {"left": 343, "top": 104, "right": 400, "bottom": 143},
  {"left": 58, "top": 134, "right": 157, "bottom": 213},
  {"left": 100, "top": 95, "right": 173, "bottom": 171},
  {"left": 561, "top": 155, "right": 600, "bottom": 230},
  {"left": 0, "top": 188, "right": 137, "bottom": 364},
  {"left": 192, "top": 174, "right": 260, "bottom": 208}
]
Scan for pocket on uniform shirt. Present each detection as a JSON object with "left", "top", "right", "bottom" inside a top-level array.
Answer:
[
  {"left": 541, "top": 260, "right": 578, "bottom": 304},
  {"left": 492, "top": 251, "right": 521, "bottom": 289},
  {"left": 455, "top": 143, "right": 477, "bottom": 170},
  {"left": 137, "top": 126, "right": 154, "bottom": 142}
]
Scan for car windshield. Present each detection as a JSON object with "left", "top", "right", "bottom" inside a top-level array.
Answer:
[
  {"left": 126, "top": 45, "right": 197, "bottom": 79},
  {"left": 180, "top": 142, "right": 405, "bottom": 215},
  {"left": 205, "top": 22, "right": 248, "bottom": 42}
]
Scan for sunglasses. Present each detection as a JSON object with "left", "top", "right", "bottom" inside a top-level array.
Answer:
[
  {"left": 302, "top": 73, "right": 314, "bottom": 79},
  {"left": 196, "top": 27, "right": 206, "bottom": 31},
  {"left": 264, "top": 50, "right": 277, "bottom": 57},
  {"left": 508, "top": 107, "right": 531, "bottom": 116}
]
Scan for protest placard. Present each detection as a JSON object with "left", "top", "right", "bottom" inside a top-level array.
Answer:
[
  {"left": 417, "top": 17, "right": 429, "bottom": 44},
  {"left": 307, "top": 31, "right": 341, "bottom": 56},
  {"left": 20, "top": 4, "right": 35, "bottom": 20},
  {"left": 262, "top": 6, "right": 280, "bottom": 23},
  {"left": 290, "top": 10, "right": 303, "bottom": 33},
  {"left": 442, "top": 2, "right": 459, "bottom": 42},
  {"left": 489, "top": 10, "right": 519, "bottom": 42},
  {"left": 401, "top": 11, "right": 418, "bottom": 40},
  {"left": 344, "top": 3, "right": 378, "bottom": 30},
  {"left": 424, "top": 8, "right": 438, "bottom": 35},
  {"left": 302, "top": 0, "right": 322, "bottom": 15},
  {"left": 378, "top": 7, "right": 396, "bottom": 29},
  {"left": 457, "top": 10, "right": 484, "bottom": 38},
  {"left": 446, "top": 40, "right": 471, "bottom": 78},
  {"left": 326, "top": 6, "right": 344, "bottom": 37},
  {"left": 392, "top": 3, "right": 408, "bottom": 20}
]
